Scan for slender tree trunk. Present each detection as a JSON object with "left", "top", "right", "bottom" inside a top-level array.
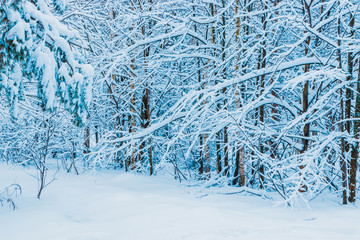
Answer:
[
  {"left": 129, "top": 64, "right": 137, "bottom": 170},
  {"left": 234, "top": 0, "right": 249, "bottom": 186},
  {"left": 208, "top": 2, "right": 221, "bottom": 175},
  {"left": 233, "top": 0, "right": 241, "bottom": 186},
  {"left": 209, "top": 2, "right": 222, "bottom": 175},
  {"left": 221, "top": 0, "right": 228, "bottom": 177},
  {"left": 139, "top": 7, "right": 153, "bottom": 174},
  {"left": 268, "top": 0, "right": 280, "bottom": 172},
  {"left": 199, "top": 3, "right": 215, "bottom": 179},
  {"left": 337, "top": 6, "right": 347, "bottom": 204},
  {"left": 258, "top": 1, "right": 267, "bottom": 189},
  {"left": 299, "top": 0, "right": 313, "bottom": 192},
  {"left": 199, "top": 134, "right": 204, "bottom": 176},
  {"left": 149, "top": 137, "right": 153, "bottom": 175},
  {"left": 84, "top": 126, "right": 90, "bottom": 154},
  {"left": 129, "top": 1, "right": 139, "bottom": 171},
  {"left": 350, "top": 64, "right": 360, "bottom": 203},
  {"left": 108, "top": 8, "right": 123, "bottom": 165},
  {"left": 347, "top": 13, "right": 356, "bottom": 203},
  {"left": 240, "top": 147, "right": 245, "bottom": 186},
  {"left": 95, "top": 125, "right": 99, "bottom": 144},
  {"left": 192, "top": 3, "right": 207, "bottom": 178}
]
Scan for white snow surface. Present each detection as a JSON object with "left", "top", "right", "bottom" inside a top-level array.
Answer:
[{"left": 0, "top": 163, "right": 359, "bottom": 240}]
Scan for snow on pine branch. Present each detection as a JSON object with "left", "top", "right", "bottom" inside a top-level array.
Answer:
[{"left": 0, "top": 0, "right": 93, "bottom": 123}]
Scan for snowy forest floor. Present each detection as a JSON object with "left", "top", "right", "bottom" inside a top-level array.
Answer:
[{"left": 0, "top": 163, "right": 359, "bottom": 240}]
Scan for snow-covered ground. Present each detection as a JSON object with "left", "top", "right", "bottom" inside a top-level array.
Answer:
[{"left": 0, "top": 163, "right": 359, "bottom": 240}]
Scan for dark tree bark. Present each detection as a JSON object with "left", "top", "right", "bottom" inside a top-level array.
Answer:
[
  {"left": 337, "top": 6, "right": 347, "bottom": 204},
  {"left": 299, "top": 0, "right": 313, "bottom": 193},
  {"left": 348, "top": 12, "right": 356, "bottom": 203}
]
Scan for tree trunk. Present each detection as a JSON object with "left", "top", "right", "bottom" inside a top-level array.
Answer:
[
  {"left": 139, "top": 8, "right": 153, "bottom": 175},
  {"left": 84, "top": 126, "right": 90, "bottom": 154},
  {"left": 233, "top": 0, "right": 249, "bottom": 186},
  {"left": 209, "top": 2, "right": 222, "bottom": 175},
  {"left": 350, "top": 64, "right": 360, "bottom": 203},
  {"left": 129, "top": 42, "right": 137, "bottom": 169},
  {"left": 299, "top": 0, "right": 313, "bottom": 192},
  {"left": 258, "top": 1, "right": 267, "bottom": 189},
  {"left": 337, "top": 6, "right": 347, "bottom": 204},
  {"left": 221, "top": 0, "right": 228, "bottom": 177},
  {"left": 347, "top": 13, "right": 356, "bottom": 203}
]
